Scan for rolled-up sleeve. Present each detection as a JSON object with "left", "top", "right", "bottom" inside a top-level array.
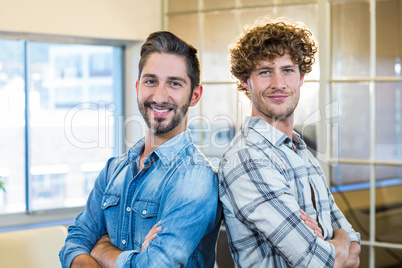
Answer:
[{"left": 59, "top": 157, "right": 117, "bottom": 268}]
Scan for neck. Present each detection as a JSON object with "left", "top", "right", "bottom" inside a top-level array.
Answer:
[
  {"left": 269, "top": 119, "right": 294, "bottom": 139},
  {"left": 252, "top": 112, "right": 294, "bottom": 139},
  {"left": 141, "top": 121, "right": 187, "bottom": 162}
]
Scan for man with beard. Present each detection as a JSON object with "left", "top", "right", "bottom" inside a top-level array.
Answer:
[
  {"left": 60, "top": 31, "right": 221, "bottom": 268},
  {"left": 218, "top": 21, "right": 361, "bottom": 267}
]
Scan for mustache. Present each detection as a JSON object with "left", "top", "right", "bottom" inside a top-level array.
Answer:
[
  {"left": 270, "top": 89, "right": 290, "bottom": 94},
  {"left": 144, "top": 102, "right": 178, "bottom": 110}
]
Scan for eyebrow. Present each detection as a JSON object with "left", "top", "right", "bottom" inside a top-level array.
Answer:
[
  {"left": 168, "top": 76, "right": 187, "bottom": 84},
  {"left": 141, "top": 73, "right": 187, "bottom": 84},
  {"left": 281, "top": 64, "right": 297, "bottom": 69},
  {"left": 141, "top": 73, "right": 157, "bottom": 79},
  {"left": 254, "top": 64, "right": 297, "bottom": 72}
]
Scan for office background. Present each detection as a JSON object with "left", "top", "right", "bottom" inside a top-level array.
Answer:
[{"left": 0, "top": 0, "right": 401, "bottom": 267}]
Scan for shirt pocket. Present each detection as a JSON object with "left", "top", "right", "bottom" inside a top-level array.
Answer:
[
  {"left": 101, "top": 194, "right": 120, "bottom": 239},
  {"left": 133, "top": 199, "right": 160, "bottom": 248}
]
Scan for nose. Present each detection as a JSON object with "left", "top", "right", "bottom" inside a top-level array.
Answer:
[
  {"left": 271, "top": 72, "right": 286, "bottom": 89},
  {"left": 152, "top": 84, "right": 169, "bottom": 103}
]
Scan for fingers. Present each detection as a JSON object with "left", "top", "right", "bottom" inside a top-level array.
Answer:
[
  {"left": 146, "top": 222, "right": 162, "bottom": 239},
  {"left": 142, "top": 226, "right": 162, "bottom": 250},
  {"left": 300, "top": 209, "right": 324, "bottom": 239},
  {"left": 144, "top": 225, "right": 162, "bottom": 241},
  {"left": 314, "top": 229, "right": 324, "bottom": 240},
  {"left": 141, "top": 222, "right": 163, "bottom": 251}
]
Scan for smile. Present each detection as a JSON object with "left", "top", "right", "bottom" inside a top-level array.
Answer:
[
  {"left": 146, "top": 102, "right": 177, "bottom": 117},
  {"left": 151, "top": 107, "right": 171, "bottom": 113},
  {"left": 268, "top": 94, "right": 288, "bottom": 101}
]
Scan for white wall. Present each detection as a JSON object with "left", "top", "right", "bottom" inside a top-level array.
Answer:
[
  {"left": 124, "top": 42, "right": 146, "bottom": 151},
  {"left": 0, "top": 0, "right": 162, "bottom": 151},
  {"left": 0, "top": 0, "right": 162, "bottom": 40}
]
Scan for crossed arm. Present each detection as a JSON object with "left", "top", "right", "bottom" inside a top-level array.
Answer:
[
  {"left": 73, "top": 211, "right": 359, "bottom": 268},
  {"left": 71, "top": 223, "right": 162, "bottom": 268},
  {"left": 300, "top": 209, "right": 360, "bottom": 268},
  {"left": 72, "top": 214, "right": 324, "bottom": 268}
]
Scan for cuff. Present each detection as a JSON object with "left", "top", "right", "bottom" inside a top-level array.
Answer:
[
  {"left": 349, "top": 232, "right": 361, "bottom": 245},
  {"left": 116, "top": 250, "right": 140, "bottom": 268},
  {"left": 63, "top": 250, "right": 90, "bottom": 268}
]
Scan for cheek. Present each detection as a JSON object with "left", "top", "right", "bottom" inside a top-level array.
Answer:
[
  {"left": 246, "top": 80, "right": 258, "bottom": 95},
  {"left": 137, "top": 90, "right": 152, "bottom": 102},
  {"left": 289, "top": 79, "right": 301, "bottom": 92}
]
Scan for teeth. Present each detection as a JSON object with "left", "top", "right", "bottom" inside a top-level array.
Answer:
[{"left": 151, "top": 107, "right": 170, "bottom": 113}]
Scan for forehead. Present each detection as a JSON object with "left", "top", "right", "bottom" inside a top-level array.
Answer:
[
  {"left": 141, "top": 52, "right": 189, "bottom": 80},
  {"left": 255, "top": 53, "right": 296, "bottom": 68}
]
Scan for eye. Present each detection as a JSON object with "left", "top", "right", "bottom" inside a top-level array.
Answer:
[
  {"left": 169, "top": 81, "right": 182, "bottom": 87},
  {"left": 259, "top": 70, "right": 270, "bottom": 76},
  {"left": 284, "top": 68, "right": 294, "bottom": 73},
  {"left": 144, "top": 79, "right": 157, "bottom": 85}
]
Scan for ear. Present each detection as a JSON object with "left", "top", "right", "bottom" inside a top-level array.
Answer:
[
  {"left": 299, "top": 74, "right": 305, "bottom": 87},
  {"left": 241, "top": 78, "right": 250, "bottom": 91},
  {"left": 189, "top": 85, "right": 203, "bottom": 107},
  {"left": 135, "top": 79, "right": 139, "bottom": 98}
]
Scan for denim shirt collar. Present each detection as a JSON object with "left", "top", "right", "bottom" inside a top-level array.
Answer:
[
  {"left": 127, "top": 130, "right": 193, "bottom": 167},
  {"left": 244, "top": 116, "right": 306, "bottom": 150}
]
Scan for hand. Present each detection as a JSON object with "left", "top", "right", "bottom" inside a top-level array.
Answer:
[
  {"left": 345, "top": 241, "right": 360, "bottom": 268},
  {"left": 300, "top": 209, "right": 323, "bottom": 239},
  {"left": 142, "top": 221, "right": 162, "bottom": 251},
  {"left": 329, "top": 228, "right": 351, "bottom": 268}
]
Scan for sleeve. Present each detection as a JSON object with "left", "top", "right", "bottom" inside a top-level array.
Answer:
[
  {"left": 116, "top": 163, "right": 220, "bottom": 268},
  {"left": 59, "top": 157, "right": 119, "bottom": 268},
  {"left": 309, "top": 155, "right": 361, "bottom": 245},
  {"left": 219, "top": 147, "right": 336, "bottom": 267},
  {"left": 327, "top": 189, "right": 361, "bottom": 244}
]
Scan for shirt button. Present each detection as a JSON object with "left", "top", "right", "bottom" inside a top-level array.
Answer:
[
  {"left": 142, "top": 210, "right": 147, "bottom": 215},
  {"left": 103, "top": 202, "right": 107, "bottom": 206},
  {"left": 122, "top": 239, "right": 126, "bottom": 245},
  {"left": 126, "top": 207, "right": 131, "bottom": 212}
]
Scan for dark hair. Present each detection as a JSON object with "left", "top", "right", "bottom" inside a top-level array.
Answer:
[
  {"left": 139, "top": 31, "right": 201, "bottom": 91},
  {"left": 230, "top": 21, "right": 317, "bottom": 99}
]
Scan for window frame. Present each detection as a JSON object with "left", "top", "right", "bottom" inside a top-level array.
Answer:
[
  {"left": 163, "top": 0, "right": 402, "bottom": 267},
  {"left": 0, "top": 31, "right": 129, "bottom": 230}
]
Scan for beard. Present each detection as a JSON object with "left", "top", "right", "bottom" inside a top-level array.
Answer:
[
  {"left": 250, "top": 89, "right": 300, "bottom": 122},
  {"left": 138, "top": 99, "right": 190, "bottom": 134},
  {"left": 260, "top": 101, "right": 297, "bottom": 121}
]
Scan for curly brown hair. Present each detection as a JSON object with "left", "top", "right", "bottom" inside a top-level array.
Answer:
[{"left": 230, "top": 21, "right": 317, "bottom": 99}]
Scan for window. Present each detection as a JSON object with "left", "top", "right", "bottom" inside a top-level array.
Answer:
[
  {"left": 0, "top": 39, "right": 123, "bottom": 214},
  {"left": 328, "top": 1, "right": 402, "bottom": 266},
  {"left": 165, "top": 0, "right": 319, "bottom": 168},
  {"left": 0, "top": 39, "right": 25, "bottom": 213},
  {"left": 81, "top": 162, "right": 105, "bottom": 195},
  {"left": 164, "top": 0, "right": 402, "bottom": 267}
]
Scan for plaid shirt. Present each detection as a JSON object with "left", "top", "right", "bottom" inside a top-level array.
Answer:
[{"left": 218, "top": 116, "right": 360, "bottom": 268}]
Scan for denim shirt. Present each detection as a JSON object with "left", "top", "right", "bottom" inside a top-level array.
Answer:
[{"left": 60, "top": 130, "right": 221, "bottom": 268}]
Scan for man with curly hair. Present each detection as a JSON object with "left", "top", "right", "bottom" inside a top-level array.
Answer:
[{"left": 218, "top": 20, "right": 361, "bottom": 267}]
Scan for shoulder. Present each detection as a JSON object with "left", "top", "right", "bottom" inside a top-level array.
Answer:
[
  {"left": 165, "top": 145, "right": 218, "bottom": 194},
  {"left": 181, "top": 142, "right": 218, "bottom": 173},
  {"left": 219, "top": 129, "right": 277, "bottom": 172},
  {"left": 94, "top": 153, "right": 129, "bottom": 191},
  {"left": 104, "top": 153, "right": 129, "bottom": 177}
]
